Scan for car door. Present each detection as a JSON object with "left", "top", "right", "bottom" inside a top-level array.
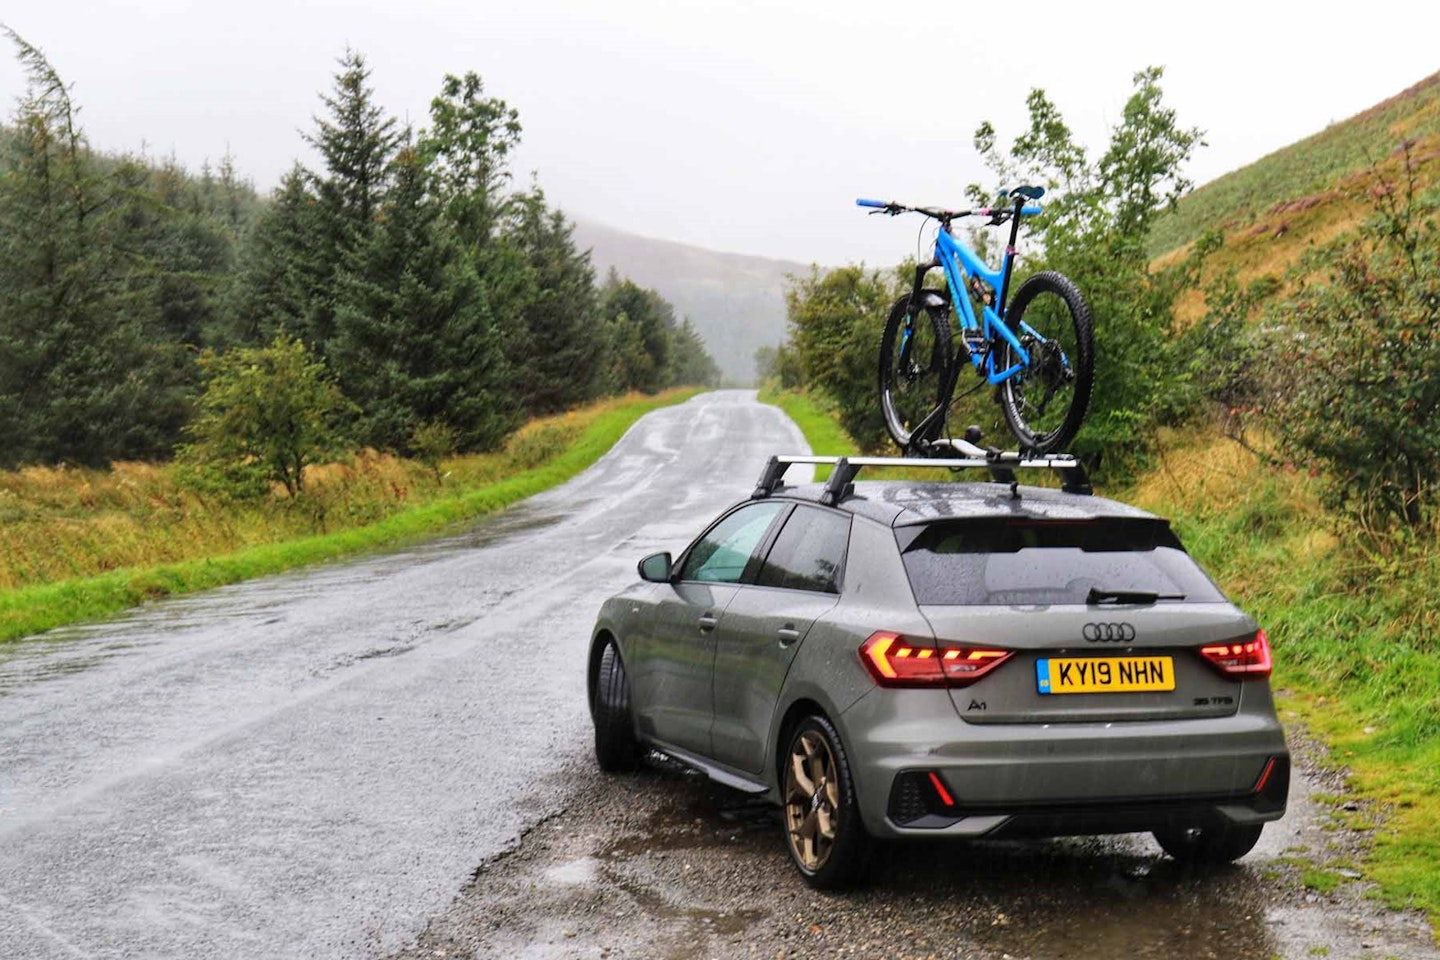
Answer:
[
  {"left": 710, "top": 504, "right": 851, "bottom": 774},
  {"left": 631, "top": 500, "right": 787, "bottom": 756}
]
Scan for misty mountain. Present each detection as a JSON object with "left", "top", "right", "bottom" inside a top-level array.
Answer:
[{"left": 571, "top": 219, "right": 817, "bottom": 385}]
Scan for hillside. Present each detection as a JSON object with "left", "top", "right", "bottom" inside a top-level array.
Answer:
[
  {"left": 1151, "top": 71, "right": 1440, "bottom": 257},
  {"left": 572, "top": 219, "right": 814, "bottom": 384},
  {"left": 1149, "top": 70, "right": 1440, "bottom": 320}
]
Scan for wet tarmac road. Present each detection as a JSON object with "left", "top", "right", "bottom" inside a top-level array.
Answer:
[{"left": 0, "top": 390, "right": 810, "bottom": 960}]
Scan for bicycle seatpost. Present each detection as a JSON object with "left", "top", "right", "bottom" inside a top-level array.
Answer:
[{"left": 996, "top": 195, "right": 1027, "bottom": 312}]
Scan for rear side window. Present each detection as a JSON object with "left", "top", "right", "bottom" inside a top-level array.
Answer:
[
  {"left": 898, "top": 518, "right": 1225, "bottom": 606},
  {"left": 756, "top": 506, "right": 850, "bottom": 594}
]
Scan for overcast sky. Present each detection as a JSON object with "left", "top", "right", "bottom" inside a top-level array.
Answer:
[{"left": 1, "top": 1, "right": 1436, "bottom": 266}]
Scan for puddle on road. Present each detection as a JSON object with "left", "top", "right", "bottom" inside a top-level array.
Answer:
[
  {"left": 871, "top": 837, "right": 1279, "bottom": 960},
  {"left": 541, "top": 857, "right": 601, "bottom": 888},
  {"left": 614, "top": 764, "right": 1285, "bottom": 959},
  {"left": 408, "top": 505, "right": 565, "bottom": 555}
]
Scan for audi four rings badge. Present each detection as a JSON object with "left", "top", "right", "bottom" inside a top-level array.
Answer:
[{"left": 1082, "top": 622, "right": 1136, "bottom": 642}]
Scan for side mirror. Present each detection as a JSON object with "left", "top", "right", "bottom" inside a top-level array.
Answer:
[{"left": 638, "top": 552, "right": 674, "bottom": 583}]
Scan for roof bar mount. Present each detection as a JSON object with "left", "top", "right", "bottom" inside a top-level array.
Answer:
[{"left": 752, "top": 442, "right": 1092, "bottom": 502}]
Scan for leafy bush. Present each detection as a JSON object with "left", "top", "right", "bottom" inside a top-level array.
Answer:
[
  {"left": 782, "top": 265, "right": 897, "bottom": 451},
  {"left": 1265, "top": 149, "right": 1440, "bottom": 533},
  {"left": 178, "top": 335, "right": 353, "bottom": 499},
  {"left": 410, "top": 420, "right": 458, "bottom": 484}
]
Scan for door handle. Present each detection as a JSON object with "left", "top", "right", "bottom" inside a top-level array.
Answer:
[
  {"left": 698, "top": 614, "right": 719, "bottom": 632},
  {"left": 777, "top": 626, "right": 801, "bottom": 644}
]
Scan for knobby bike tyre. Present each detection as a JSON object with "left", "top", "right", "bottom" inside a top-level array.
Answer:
[
  {"left": 996, "top": 271, "right": 1094, "bottom": 454},
  {"left": 878, "top": 293, "right": 954, "bottom": 452}
]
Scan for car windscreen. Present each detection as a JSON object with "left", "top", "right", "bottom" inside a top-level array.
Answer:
[{"left": 896, "top": 517, "right": 1226, "bottom": 606}]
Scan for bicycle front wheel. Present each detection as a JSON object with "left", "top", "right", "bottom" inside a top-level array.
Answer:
[
  {"left": 879, "top": 294, "right": 953, "bottom": 451},
  {"left": 997, "top": 271, "right": 1094, "bottom": 454}
]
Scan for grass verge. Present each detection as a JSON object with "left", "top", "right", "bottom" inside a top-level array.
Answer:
[
  {"left": 766, "top": 387, "right": 1440, "bottom": 934},
  {"left": 0, "top": 389, "right": 702, "bottom": 644},
  {"left": 1127, "top": 431, "right": 1440, "bottom": 933}
]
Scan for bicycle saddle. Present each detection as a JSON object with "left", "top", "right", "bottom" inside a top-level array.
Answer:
[{"left": 1009, "top": 185, "right": 1045, "bottom": 200}]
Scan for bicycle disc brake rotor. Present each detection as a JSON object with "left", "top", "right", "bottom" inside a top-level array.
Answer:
[{"left": 1019, "top": 338, "right": 1072, "bottom": 417}]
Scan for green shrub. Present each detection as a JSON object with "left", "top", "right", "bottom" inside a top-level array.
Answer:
[
  {"left": 178, "top": 335, "right": 354, "bottom": 499},
  {"left": 1264, "top": 150, "right": 1440, "bottom": 533}
]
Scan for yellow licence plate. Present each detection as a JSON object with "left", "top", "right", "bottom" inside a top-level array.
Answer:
[{"left": 1036, "top": 656, "right": 1174, "bottom": 694}]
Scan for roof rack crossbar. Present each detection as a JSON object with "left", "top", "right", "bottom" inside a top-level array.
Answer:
[{"left": 751, "top": 452, "right": 1093, "bottom": 500}]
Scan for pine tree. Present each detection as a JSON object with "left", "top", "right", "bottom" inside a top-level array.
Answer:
[
  {"left": 501, "top": 189, "right": 607, "bottom": 414},
  {"left": 301, "top": 48, "right": 399, "bottom": 354},
  {"left": 666, "top": 318, "right": 721, "bottom": 388},
  {"left": 600, "top": 273, "right": 674, "bottom": 394},
  {"left": 0, "top": 28, "right": 189, "bottom": 466},
  {"left": 331, "top": 144, "right": 514, "bottom": 453},
  {"left": 226, "top": 165, "right": 328, "bottom": 346}
]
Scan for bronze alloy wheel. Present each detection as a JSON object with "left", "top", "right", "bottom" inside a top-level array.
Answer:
[{"left": 784, "top": 729, "right": 841, "bottom": 872}]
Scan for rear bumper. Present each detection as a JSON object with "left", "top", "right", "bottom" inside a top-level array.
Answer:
[
  {"left": 841, "top": 689, "right": 1290, "bottom": 840},
  {"left": 884, "top": 761, "right": 1289, "bottom": 837}
]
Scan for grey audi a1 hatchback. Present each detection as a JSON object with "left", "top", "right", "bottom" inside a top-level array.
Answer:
[{"left": 587, "top": 458, "right": 1289, "bottom": 888}]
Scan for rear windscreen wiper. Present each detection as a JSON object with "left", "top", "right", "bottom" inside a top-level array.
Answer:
[{"left": 1085, "top": 588, "right": 1186, "bottom": 605}]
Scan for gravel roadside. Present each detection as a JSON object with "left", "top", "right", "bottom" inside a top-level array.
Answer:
[{"left": 387, "top": 726, "right": 1438, "bottom": 960}]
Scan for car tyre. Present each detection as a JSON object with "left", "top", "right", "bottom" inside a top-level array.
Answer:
[
  {"left": 782, "top": 714, "right": 870, "bottom": 889},
  {"left": 592, "top": 640, "right": 641, "bottom": 773},
  {"left": 1153, "top": 823, "right": 1263, "bottom": 865}
]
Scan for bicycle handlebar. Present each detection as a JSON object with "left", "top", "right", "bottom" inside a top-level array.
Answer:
[{"left": 855, "top": 198, "right": 1044, "bottom": 220}]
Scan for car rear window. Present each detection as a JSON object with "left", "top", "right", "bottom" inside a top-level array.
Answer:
[{"left": 896, "top": 518, "right": 1225, "bottom": 606}]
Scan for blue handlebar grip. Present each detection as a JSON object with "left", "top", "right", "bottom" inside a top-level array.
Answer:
[
  {"left": 1020, "top": 205, "right": 1043, "bottom": 216},
  {"left": 856, "top": 198, "right": 887, "bottom": 208}
]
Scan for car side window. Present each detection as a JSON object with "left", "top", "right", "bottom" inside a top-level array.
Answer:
[
  {"left": 755, "top": 505, "right": 850, "bottom": 594},
  {"left": 680, "top": 502, "right": 786, "bottom": 584}
]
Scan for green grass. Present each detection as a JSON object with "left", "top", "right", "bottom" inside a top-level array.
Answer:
[
  {"left": 770, "top": 393, "right": 1440, "bottom": 936},
  {"left": 1302, "top": 869, "right": 1344, "bottom": 895},
  {"left": 756, "top": 387, "right": 860, "bottom": 480},
  {"left": 0, "top": 389, "right": 701, "bottom": 644}
]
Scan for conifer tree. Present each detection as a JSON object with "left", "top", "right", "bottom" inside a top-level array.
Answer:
[
  {"left": 600, "top": 273, "right": 674, "bottom": 395},
  {"left": 301, "top": 49, "right": 399, "bottom": 353},
  {"left": 666, "top": 318, "right": 721, "bottom": 388},
  {"left": 226, "top": 165, "right": 328, "bottom": 346},
  {"left": 0, "top": 28, "right": 188, "bottom": 466},
  {"left": 331, "top": 144, "right": 513, "bottom": 453},
  {"left": 501, "top": 189, "right": 606, "bottom": 413}
]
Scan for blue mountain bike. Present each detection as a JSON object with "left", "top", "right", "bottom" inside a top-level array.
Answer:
[{"left": 857, "top": 186, "right": 1094, "bottom": 456}]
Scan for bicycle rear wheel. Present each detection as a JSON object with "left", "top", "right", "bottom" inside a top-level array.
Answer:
[
  {"left": 879, "top": 293, "right": 953, "bottom": 451},
  {"left": 996, "top": 271, "right": 1094, "bottom": 454}
]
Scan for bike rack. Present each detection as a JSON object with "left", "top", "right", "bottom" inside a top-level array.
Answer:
[{"left": 753, "top": 440, "right": 1091, "bottom": 506}]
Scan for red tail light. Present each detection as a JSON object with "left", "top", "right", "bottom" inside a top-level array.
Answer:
[
  {"left": 1199, "top": 629, "right": 1272, "bottom": 678},
  {"left": 859, "top": 632, "right": 1012, "bottom": 688}
]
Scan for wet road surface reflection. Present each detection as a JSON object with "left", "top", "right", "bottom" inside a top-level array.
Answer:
[{"left": 392, "top": 754, "right": 1439, "bottom": 960}]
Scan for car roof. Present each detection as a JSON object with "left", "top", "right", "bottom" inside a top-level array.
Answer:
[{"left": 764, "top": 480, "right": 1160, "bottom": 527}]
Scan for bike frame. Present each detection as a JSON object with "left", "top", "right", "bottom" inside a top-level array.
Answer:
[{"left": 906, "top": 200, "right": 1043, "bottom": 387}]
